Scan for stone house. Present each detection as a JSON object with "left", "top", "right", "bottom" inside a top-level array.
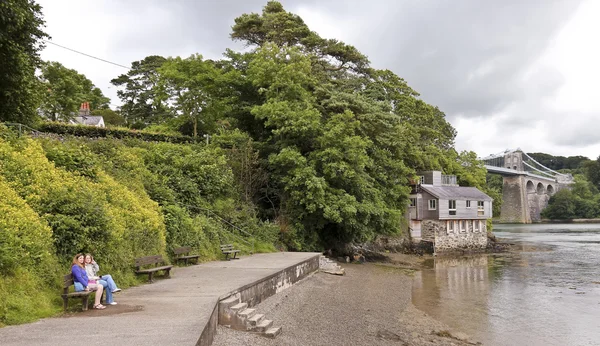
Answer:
[
  {"left": 408, "top": 171, "right": 492, "bottom": 253},
  {"left": 69, "top": 102, "right": 105, "bottom": 128}
]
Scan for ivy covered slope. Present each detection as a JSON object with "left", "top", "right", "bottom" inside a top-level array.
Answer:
[{"left": 0, "top": 125, "right": 276, "bottom": 326}]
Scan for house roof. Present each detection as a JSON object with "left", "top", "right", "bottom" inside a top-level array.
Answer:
[
  {"left": 420, "top": 185, "right": 493, "bottom": 201},
  {"left": 72, "top": 116, "right": 104, "bottom": 126}
]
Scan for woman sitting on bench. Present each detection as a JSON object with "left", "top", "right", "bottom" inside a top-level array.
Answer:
[
  {"left": 85, "top": 253, "right": 121, "bottom": 295},
  {"left": 71, "top": 253, "right": 106, "bottom": 310}
]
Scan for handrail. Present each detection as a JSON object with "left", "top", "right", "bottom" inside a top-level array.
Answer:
[{"left": 3, "top": 122, "right": 42, "bottom": 136}]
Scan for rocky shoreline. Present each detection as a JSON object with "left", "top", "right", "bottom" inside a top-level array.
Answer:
[{"left": 212, "top": 255, "right": 481, "bottom": 346}]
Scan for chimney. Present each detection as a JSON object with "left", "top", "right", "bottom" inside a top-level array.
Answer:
[{"left": 79, "top": 102, "right": 90, "bottom": 116}]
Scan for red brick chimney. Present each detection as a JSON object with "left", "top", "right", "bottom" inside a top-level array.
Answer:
[{"left": 79, "top": 102, "right": 90, "bottom": 116}]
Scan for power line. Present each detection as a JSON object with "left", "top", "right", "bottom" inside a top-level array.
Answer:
[{"left": 43, "top": 39, "right": 130, "bottom": 70}]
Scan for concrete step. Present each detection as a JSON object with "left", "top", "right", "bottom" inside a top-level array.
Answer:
[
  {"left": 230, "top": 302, "right": 248, "bottom": 312},
  {"left": 255, "top": 319, "right": 273, "bottom": 333},
  {"left": 264, "top": 326, "right": 282, "bottom": 338},
  {"left": 238, "top": 308, "right": 256, "bottom": 319},
  {"left": 220, "top": 296, "right": 239, "bottom": 306},
  {"left": 247, "top": 313, "right": 265, "bottom": 327}
]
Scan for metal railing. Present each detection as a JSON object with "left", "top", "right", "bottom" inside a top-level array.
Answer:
[{"left": 3, "top": 122, "right": 42, "bottom": 137}]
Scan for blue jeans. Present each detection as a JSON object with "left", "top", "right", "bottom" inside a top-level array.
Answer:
[
  {"left": 101, "top": 274, "right": 118, "bottom": 292},
  {"left": 74, "top": 281, "right": 113, "bottom": 304}
]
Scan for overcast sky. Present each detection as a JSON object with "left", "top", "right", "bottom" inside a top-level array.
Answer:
[{"left": 37, "top": 0, "right": 600, "bottom": 159}]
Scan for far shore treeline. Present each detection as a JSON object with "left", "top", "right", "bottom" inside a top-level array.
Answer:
[{"left": 1, "top": 0, "right": 600, "bottom": 326}]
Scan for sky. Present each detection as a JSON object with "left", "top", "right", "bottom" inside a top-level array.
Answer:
[{"left": 37, "top": 0, "right": 600, "bottom": 159}]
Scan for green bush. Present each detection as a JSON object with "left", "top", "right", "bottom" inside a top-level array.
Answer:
[
  {"left": 0, "top": 128, "right": 277, "bottom": 326},
  {"left": 0, "top": 179, "right": 62, "bottom": 326}
]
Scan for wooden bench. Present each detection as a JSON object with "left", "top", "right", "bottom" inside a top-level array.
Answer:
[
  {"left": 134, "top": 255, "right": 173, "bottom": 282},
  {"left": 61, "top": 273, "right": 104, "bottom": 311},
  {"left": 220, "top": 244, "right": 241, "bottom": 260},
  {"left": 173, "top": 246, "right": 200, "bottom": 265}
]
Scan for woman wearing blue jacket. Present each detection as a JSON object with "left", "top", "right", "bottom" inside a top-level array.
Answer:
[{"left": 71, "top": 253, "right": 106, "bottom": 310}]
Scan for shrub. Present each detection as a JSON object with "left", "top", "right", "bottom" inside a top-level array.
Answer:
[{"left": 0, "top": 179, "right": 62, "bottom": 325}]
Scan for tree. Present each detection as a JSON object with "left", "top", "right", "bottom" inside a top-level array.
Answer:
[
  {"left": 111, "top": 55, "right": 168, "bottom": 126},
  {"left": 222, "top": 1, "right": 466, "bottom": 249},
  {"left": 39, "top": 61, "right": 110, "bottom": 121},
  {"left": 542, "top": 189, "right": 576, "bottom": 219},
  {"left": 157, "top": 55, "right": 224, "bottom": 138},
  {"left": 0, "top": 0, "right": 48, "bottom": 124},
  {"left": 91, "top": 109, "right": 125, "bottom": 127}
]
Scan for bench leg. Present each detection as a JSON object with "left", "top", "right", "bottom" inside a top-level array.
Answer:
[
  {"left": 82, "top": 296, "right": 89, "bottom": 311},
  {"left": 225, "top": 253, "right": 229, "bottom": 261},
  {"left": 63, "top": 297, "right": 68, "bottom": 311},
  {"left": 184, "top": 258, "right": 188, "bottom": 265},
  {"left": 165, "top": 268, "right": 171, "bottom": 278},
  {"left": 148, "top": 271, "right": 154, "bottom": 283}
]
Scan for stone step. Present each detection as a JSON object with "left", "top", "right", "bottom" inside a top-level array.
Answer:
[
  {"left": 264, "top": 326, "right": 282, "bottom": 338},
  {"left": 247, "top": 313, "right": 265, "bottom": 327},
  {"left": 238, "top": 308, "right": 256, "bottom": 319},
  {"left": 230, "top": 302, "right": 248, "bottom": 312},
  {"left": 255, "top": 319, "right": 273, "bottom": 333}
]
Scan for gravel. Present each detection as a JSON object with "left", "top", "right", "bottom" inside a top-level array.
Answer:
[{"left": 212, "top": 262, "right": 477, "bottom": 346}]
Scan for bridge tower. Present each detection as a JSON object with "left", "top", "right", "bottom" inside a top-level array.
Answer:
[{"left": 482, "top": 149, "right": 572, "bottom": 223}]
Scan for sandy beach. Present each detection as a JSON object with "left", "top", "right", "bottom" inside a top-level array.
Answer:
[{"left": 213, "top": 258, "right": 477, "bottom": 346}]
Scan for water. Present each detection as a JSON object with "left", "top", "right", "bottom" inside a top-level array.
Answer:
[{"left": 411, "top": 224, "right": 600, "bottom": 346}]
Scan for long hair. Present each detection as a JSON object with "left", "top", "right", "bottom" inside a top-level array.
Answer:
[
  {"left": 72, "top": 253, "right": 85, "bottom": 268},
  {"left": 84, "top": 253, "right": 94, "bottom": 265}
]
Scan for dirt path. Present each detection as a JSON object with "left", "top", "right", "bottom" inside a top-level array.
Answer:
[{"left": 213, "top": 262, "right": 478, "bottom": 346}]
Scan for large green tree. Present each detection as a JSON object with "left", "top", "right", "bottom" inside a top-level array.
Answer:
[
  {"left": 39, "top": 61, "right": 110, "bottom": 121},
  {"left": 226, "top": 2, "right": 460, "bottom": 249},
  {"left": 157, "top": 55, "right": 224, "bottom": 138},
  {"left": 111, "top": 55, "right": 169, "bottom": 127},
  {"left": 0, "top": 0, "right": 47, "bottom": 124}
]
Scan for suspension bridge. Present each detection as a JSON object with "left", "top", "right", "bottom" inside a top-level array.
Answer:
[{"left": 481, "top": 149, "right": 574, "bottom": 223}]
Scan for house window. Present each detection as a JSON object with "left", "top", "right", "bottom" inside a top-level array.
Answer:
[
  {"left": 428, "top": 199, "right": 437, "bottom": 210},
  {"left": 449, "top": 200, "right": 456, "bottom": 215},
  {"left": 466, "top": 200, "right": 471, "bottom": 208},
  {"left": 447, "top": 220, "right": 455, "bottom": 234},
  {"left": 477, "top": 201, "right": 485, "bottom": 216},
  {"left": 409, "top": 198, "right": 416, "bottom": 207},
  {"left": 474, "top": 220, "right": 480, "bottom": 232},
  {"left": 459, "top": 220, "right": 466, "bottom": 233},
  {"left": 419, "top": 176, "right": 425, "bottom": 184}
]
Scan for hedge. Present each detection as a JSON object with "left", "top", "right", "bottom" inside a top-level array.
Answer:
[{"left": 36, "top": 122, "right": 195, "bottom": 144}]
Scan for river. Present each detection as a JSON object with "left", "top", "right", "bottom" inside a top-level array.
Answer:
[{"left": 411, "top": 223, "right": 600, "bottom": 346}]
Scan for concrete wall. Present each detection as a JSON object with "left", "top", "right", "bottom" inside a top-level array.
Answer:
[
  {"left": 421, "top": 219, "right": 488, "bottom": 253},
  {"left": 196, "top": 255, "right": 320, "bottom": 346}
]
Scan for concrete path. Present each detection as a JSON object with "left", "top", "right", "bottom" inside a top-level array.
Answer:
[{"left": 0, "top": 252, "right": 321, "bottom": 346}]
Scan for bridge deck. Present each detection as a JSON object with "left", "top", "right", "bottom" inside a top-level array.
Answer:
[{"left": 485, "top": 165, "right": 557, "bottom": 182}]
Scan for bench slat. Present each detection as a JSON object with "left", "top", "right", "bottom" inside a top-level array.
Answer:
[
  {"left": 173, "top": 246, "right": 193, "bottom": 255},
  {"left": 222, "top": 250, "right": 240, "bottom": 254},
  {"left": 135, "top": 265, "right": 173, "bottom": 274},
  {"left": 177, "top": 255, "right": 200, "bottom": 260},
  {"left": 135, "top": 255, "right": 164, "bottom": 267}
]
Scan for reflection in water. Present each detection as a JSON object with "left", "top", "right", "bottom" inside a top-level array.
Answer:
[
  {"left": 413, "top": 256, "right": 490, "bottom": 344},
  {"left": 412, "top": 224, "right": 600, "bottom": 346}
]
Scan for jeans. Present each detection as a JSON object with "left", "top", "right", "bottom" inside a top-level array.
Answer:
[
  {"left": 101, "top": 274, "right": 118, "bottom": 292},
  {"left": 74, "top": 281, "right": 113, "bottom": 304}
]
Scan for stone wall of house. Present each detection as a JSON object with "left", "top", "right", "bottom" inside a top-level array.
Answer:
[{"left": 421, "top": 219, "right": 488, "bottom": 253}]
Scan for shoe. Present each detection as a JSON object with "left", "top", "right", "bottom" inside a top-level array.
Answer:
[
  {"left": 109, "top": 302, "right": 118, "bottom": 305},
  {"left": 94, "top": 304, "right": 106, "bottom": 310},
  {"left": 112, "top": 288, "right": 122, "bottom": 293}
]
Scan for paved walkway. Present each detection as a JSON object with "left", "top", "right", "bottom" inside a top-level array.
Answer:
[{"left": 0, "top": 252, "right": 321, "bottom": 346}]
